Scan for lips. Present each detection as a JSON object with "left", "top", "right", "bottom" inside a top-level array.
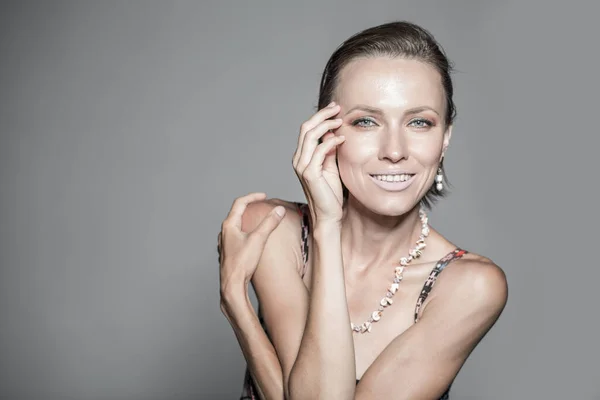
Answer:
[
  {"left": 368, "top": 173, "right": 416, "bottom": 192},
  {"left": 369, "top": 172, "right": 415, "bottom": 176},
  {"left": 370, "top": 173, "right": 415, "bottom": 183}
]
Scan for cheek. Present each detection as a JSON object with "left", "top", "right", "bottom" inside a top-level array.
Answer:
[
  {"left": 336, "top": 137, "right": 378, "bottom": 189},
  {"left": 410, "top": 138, "right": 444, "bottom": 166},
  {"left": 337, "top": 135, "right": 378, "bottom": 166}
]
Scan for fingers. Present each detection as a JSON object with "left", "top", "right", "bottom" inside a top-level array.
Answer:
[
  {"left": 294, "top": 118, "right": 343, "bottom": 174},
  {"left": 322, "top": 134, "right": 340, "bottom": 172},
  {"left": 248, "top": 205, "right": 286, "bottom": 245},
  {"left": 293, "top": 102, "right": 341, "bottom": 166},
  {"left": 303, "top": 135, "right": 346, "bottom": 181},
  {"left": 222, "top": 192, "right": 267, "bottom": 231},
  {"left": 304, "top": 102, "right": 340, "bottom": 133}
]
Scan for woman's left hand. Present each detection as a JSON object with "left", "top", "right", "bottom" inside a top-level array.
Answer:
[{"left": 218, "top": 192, "right": 286, "bottom": 301}]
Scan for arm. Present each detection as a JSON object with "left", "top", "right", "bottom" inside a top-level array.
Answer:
[
  {"left": 219, "top": 195, "right": 308, "bottom": 399},
  {"left": 286, "top": 102, "right": 356, "bottom": 399},
  {"left": 288, "top": 222, "right": 356, "bottom": 400},
  {"left": 355, "top": 259, "right": 508, "bottom": 400},
  {"left": 221, "top": 282, "right": 284, "bottom": 400},
  {"left": 223, "top": 199, "right": 311, "bottom": 399},
  {"left": 228, "top": 102, "right": 352, "bottom": 399}
]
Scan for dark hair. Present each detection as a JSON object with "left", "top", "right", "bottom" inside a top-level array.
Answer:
[{"left": 318, "top": 21, "right": 456, "bottom": 209}]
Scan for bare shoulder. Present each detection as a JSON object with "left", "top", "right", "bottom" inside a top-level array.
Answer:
[
  {"left": 240, "top": 198, "right": 306, "bottom": 276},
  {"left": 435, "top": 252, "right": 508, "bottom": 313},
  {"left": 240, "top": 198, "right": 303, "bottom": 234}
]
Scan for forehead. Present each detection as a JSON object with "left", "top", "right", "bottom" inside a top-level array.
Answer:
[{"left": 335, "top": 57, "right": 445, "bottom": 112}]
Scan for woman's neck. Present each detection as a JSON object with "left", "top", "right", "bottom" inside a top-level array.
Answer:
[{"left": 340, "top": 197, "right": 423, "bottom": 272}]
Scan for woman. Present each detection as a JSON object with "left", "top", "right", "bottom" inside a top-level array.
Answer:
[{"left": 218, "top": 21, "right": 508, "bottom": 400}]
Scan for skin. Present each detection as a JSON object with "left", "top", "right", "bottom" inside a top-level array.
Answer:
[
  {"left": 218, "top": 192, "right": 288, "bottom": 400},
  {"left": 336, "top": 57, "right": 450, "bottom": 217},
  {"left": 219, "top": 56, "right": 508, "bottom": 400}
]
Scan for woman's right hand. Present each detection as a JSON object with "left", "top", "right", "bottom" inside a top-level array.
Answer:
[{"left": 292, "top": 102, "right": 346, "bottom": 225}]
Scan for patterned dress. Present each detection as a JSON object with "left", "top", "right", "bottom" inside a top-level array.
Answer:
[{"left": 240, "top": 203, "right": 468, "bottom": 399}]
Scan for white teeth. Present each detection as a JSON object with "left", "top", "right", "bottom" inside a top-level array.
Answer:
[{"left": 373, "top": 174, "right": 413, "bottom": 182}]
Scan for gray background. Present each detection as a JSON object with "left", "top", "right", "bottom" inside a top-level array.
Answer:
[{"left": 1, "top": 1, "right": 598, "bottom": 399}]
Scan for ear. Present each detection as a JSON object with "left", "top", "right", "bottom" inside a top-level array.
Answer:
[{"left": 441, "top": 124, "right": 452, "bottom": 161}]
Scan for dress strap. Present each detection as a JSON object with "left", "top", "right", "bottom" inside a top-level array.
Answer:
[
  {"left": 294, "top": 203, "right": 310, "bottom": 278},
  {"left": 414, "top": 248, "right": 468, "bottom": 323}
]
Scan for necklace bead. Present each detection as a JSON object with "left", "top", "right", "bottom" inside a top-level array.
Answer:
[{"left": 350, "top": 207, "right": 429, "bottom": 334}]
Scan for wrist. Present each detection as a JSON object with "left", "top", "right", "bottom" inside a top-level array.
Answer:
[
  {"left": 220, "top": 293, "right": 254, "bottom": 326},
  {"left": 312, "top": 222, "right": 341, "bottom": 240},
  {"left": 220, "top": 278, "right": 249, "bottom": 310}
]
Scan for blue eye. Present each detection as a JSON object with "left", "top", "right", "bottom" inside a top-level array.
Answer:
[
  {"left": 408, "top": 118, "right": 433, "bottom": 128},
  {"left": 352, "top": 118, "right": 377, "bottom": 127}
]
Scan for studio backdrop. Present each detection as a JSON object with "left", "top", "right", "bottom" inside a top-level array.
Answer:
[{"left": 1, "top": 1, "right": 598, "bottom": 399}]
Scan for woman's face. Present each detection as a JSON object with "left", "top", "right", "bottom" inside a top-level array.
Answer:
[{"left": 333, "top": 56, "right": 451, "bottom": 216}]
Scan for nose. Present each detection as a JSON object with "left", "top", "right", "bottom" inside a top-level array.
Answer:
[{"left": 378, "top": 127, "right": 407, "bottom": 163}]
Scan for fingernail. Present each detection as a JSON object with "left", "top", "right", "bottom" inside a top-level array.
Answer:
[
  {"left": 274, "top": 206, "right": 286, "bottom": 217},
  {"left": 327, "top": 101, "right": 336, "bottom": 108}
]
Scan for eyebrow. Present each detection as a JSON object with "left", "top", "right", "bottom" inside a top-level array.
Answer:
[{"left": 344, "top": 105, "right": 440, "bottom": 117}]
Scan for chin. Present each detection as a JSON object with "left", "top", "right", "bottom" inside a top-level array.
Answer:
[
  {"left": 352, "top": 192, "right": 418, "bottom": 217},
  {"left": 373, "top": 200, "right": 416, "bottom": 217}
]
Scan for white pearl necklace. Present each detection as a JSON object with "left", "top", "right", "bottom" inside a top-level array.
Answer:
[{"left": 350, "top": 207, "right": 429, "bottom": 334}]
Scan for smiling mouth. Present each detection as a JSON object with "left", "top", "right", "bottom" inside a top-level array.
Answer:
[
  {"left": 369, "top": 173, "right": 415, "bottom": 182},
  {"left": 368, "top": 173, "right": 416, "bottom": 192}
]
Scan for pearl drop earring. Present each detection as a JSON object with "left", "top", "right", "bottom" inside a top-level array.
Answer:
[{"left": 435, "top": 167, "right": 444, "bottom": 191}]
